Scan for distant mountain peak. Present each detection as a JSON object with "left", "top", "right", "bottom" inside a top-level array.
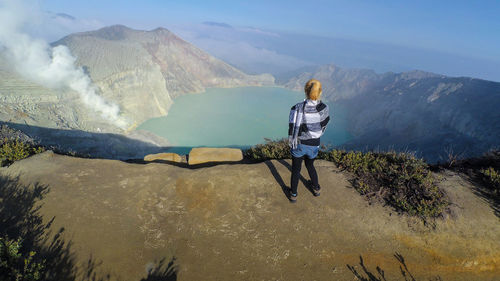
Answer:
[
  {"left": 100, "top": 24, "right": 132, "bottom": 31},
  {"left": 398, "top": 70, "right": 442, "bottom": 80},
  {"left": 62, "top": 25, "right": 177, "bottom": 42},
  {"left": 150, "top": 27, "right": 173, "bottom": 35},
  {"left": 87, "top": 25, "right": 134, "bottom": 40}
]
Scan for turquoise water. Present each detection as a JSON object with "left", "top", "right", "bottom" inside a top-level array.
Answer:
[{"left": 137, "top": 87, "right": 351, "bottom": 154}]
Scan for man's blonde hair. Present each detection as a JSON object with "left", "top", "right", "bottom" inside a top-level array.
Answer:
[{"left": 304, "top": 79, "right": 322, "bottom": 100}]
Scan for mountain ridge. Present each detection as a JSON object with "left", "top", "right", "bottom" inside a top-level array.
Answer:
[{"left": 282, "top": 64, "right": 500, "bottom": 161}]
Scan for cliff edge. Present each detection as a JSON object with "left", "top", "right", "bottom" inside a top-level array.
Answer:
[{"left": 1, "top": 151, "right": 499, "bottom": 280}]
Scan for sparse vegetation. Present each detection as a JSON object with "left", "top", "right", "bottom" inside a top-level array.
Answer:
[
  {"left": 0, "top": 125, "right": 45, "bottom": 167},
  {"left": 243, "top": 138, "right": 291, "bottom": 160},
  {"left": 480, "top": 167, "right": 500, "bottom": 196},
  {"left": 446, "top": 150, "right": 500, "bottom": 216},
  {"left": 245, "top": 139, "right": 449, "bottom": 219},
  {"left": 321, "top": 149, "right": 448, "bottom": 219},
  {"left": 442, "top": 145, "right": 465, "bottom": 168},
  {"left": 0, "top": 139, "right": 45, "bottom": 167},
  {"left": 0, "top": 237, "right": 45, "bottom": 281}
]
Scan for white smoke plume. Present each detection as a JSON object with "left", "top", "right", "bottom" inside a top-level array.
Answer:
[{"left": 0, "top": 0, "right": 128, "bottom": 129}]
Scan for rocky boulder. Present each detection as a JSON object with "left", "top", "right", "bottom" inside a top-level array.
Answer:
[
  {"left": 188, "top": 147, "right": 243, "bottom": 165},
  {"left": 144, "top": 152, "right": 182, "bottom": 163}
]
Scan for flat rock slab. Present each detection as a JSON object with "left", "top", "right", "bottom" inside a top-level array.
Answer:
[
  {"left": 188, "top": 147, "right": 243, "bottom": 165},
  {"left": 1, "top": 151, "right": 499, "bottom": 280},
  {"left": 144, "top": 152, "right": 182, "bottom": 162}
]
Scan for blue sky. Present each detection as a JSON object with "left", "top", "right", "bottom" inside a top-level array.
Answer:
[
  {"left": 43, "top": 0, "right": 500, "bottom": 61},
  {"left": 31, "top": 0, "right": 500, "bottom": 81}
]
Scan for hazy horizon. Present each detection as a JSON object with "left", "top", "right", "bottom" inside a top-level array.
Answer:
[
  {"left": 1, "top": 0, "right": 500, "bottom": 81},
  {"left": 36, "top": 0, "right": 500, "bottom": 82}
]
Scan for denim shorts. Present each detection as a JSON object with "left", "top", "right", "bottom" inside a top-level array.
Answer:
[{"left": 291, "top": 144, "right": 319, "bottom": 159}]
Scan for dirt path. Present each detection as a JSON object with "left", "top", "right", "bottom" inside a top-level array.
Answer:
[{"left": 1, "top": 151, "right": 499, "bottom": 280}]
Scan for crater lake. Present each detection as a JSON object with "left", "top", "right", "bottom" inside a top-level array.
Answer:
[{"left": 137, "top": 87, "right": 351, "bottom": 154}]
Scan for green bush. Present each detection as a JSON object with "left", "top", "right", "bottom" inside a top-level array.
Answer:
[
  {"left": 480, "top": 167, "right": 500, "bottom": 196},
  {"left": 322, "top": 149, "right": 448, "bottom": 218},
  {"left": 244, "top": 138, "right": 291, "bottom": 160},
  {"left": 0, "top": 237, "right": 45, "bottom": 281},
  {"left": 0, "top": 139, "right": 45, "bottom": 167},
  {"left": 245, "top": 139, "right": 449, "bottom": 219}
]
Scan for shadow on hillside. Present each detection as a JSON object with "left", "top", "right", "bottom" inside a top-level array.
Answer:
[
  {"left": 347, "top": 253, "right": 442, "bottom": 281},
  {"left": 447, "top": 155, "right": 500, "bottom": 218},
  {"left": 0, "top": 175, "right": 177, "bottom": 281},
  {"left": 1, "top": 121, "right": 170, "bottom": 160},
  {"left": 467, "top": 175, "right": 500, "bottom": 218},
  {"left": 474, "top": 190, "right": 500, "bottom": 218}
]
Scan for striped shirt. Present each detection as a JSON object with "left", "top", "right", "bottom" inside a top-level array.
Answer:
[{"left": 288, "top": 99, "right": 330, "bottom": 147}]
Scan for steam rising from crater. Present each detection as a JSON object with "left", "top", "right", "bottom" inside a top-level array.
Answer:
[{"left": 0, "top": 0, "right": 127, "bottom": 128}]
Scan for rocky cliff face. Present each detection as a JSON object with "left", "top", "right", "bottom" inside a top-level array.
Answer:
[
  {"left": 1, "top": 25, "right": 274, "bottom": 132},
  {"left": 283, "top": 64, "right": 500, "bottom": 161},
  {"left": 0, "top": 25, "right": 275, "bottom": 155},
  {"left": 52, "top": 25, "right": 274, "bottom": 126}
]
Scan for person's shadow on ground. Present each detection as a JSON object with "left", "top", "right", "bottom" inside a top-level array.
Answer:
[{"left": 264, "top": 159, "right": 316, "bottom": 199}]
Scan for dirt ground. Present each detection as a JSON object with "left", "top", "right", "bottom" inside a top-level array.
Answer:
[{"left": 1, "top": 151, "right": 499, "bottom": 280}]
